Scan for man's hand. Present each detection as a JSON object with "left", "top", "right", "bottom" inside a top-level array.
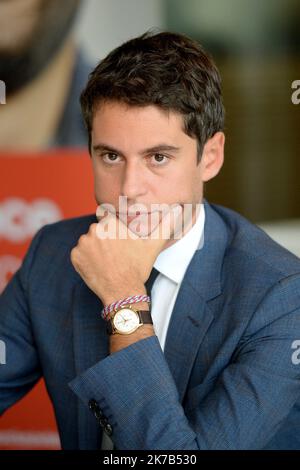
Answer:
[{"left": 70, "top": 207, "right": 180, "bottom": 305}]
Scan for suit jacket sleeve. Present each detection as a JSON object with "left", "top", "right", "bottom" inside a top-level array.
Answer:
[
  {"left": 0, "top": 227, "right": 45, "bottom": 414},
  {"left": 69, "top": 274, "right": 300, "bottom": 450}
]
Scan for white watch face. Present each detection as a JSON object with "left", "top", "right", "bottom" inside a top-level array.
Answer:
[{"left": 113, "top": 308, "right": 140, "bottom": 334}]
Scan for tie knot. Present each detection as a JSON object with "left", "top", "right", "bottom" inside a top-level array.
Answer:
[{"left": 145, "top": 267, "right": 159, "bottom": 297}]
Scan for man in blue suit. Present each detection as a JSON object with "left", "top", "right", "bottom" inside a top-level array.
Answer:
[{"left": 1, "top": 31, "right": 300, "bottom": 450}]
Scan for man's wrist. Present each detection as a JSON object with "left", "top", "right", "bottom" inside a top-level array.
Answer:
[
  {"left": 101, "top": 286, "right": 147, "bottom": 307},
  {"left": 110, "top": 324, "right": 155, "bottom": 354},
  {"left": 107, "top": 298, "right": 153, "bottom": 353}
]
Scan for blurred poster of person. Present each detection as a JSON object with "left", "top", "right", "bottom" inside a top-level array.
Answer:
[
  {"left": 0, "top": 0, "right": 91, "bottom": 152},
  {"left": 0, "top": 3, "right": 92, "bottom": 448}
]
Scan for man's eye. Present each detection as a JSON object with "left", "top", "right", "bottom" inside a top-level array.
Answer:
[
  {"left": 102, "top": 153, "right": 120, "bottom": 164},
  {"left": 151, "top": 154, "right": 169, "bottom": 165}
]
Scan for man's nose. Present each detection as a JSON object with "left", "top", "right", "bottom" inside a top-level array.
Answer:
[{"left": 120, "top": 161, "right": 147, "bottom": 199}]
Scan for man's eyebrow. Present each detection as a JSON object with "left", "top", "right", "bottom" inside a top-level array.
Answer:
[
  {"left": 140, "top": 145, "right": 181, "bottom": 155},
  {"left": 92, "top": 143, "right": 124, "bottom": 156},
  {"left": 92, "top": 143, "right": 181, "bottom": 156}
]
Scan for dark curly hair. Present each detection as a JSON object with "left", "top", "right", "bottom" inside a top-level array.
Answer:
[{"left": 80, "top": 31, "right": 225, "bottom": 163}]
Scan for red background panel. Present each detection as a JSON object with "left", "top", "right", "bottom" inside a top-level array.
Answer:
[{"left": 0, "top": 150, "right": 96, "bottom": 449}]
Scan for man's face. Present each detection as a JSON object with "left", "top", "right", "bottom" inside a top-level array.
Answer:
[{"left": 91, "top": 101, "right": 215, "bottom": 238}]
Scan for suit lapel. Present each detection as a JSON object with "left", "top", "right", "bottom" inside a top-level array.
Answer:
[
  {"left": 164, "top": 201, "right": 228, "bottom": 403},
  {"left": 164, "top": 281, "right": 213, "bottom": 403},
  {"left": 71, "top": 278, "right": 109, "bottom": 449}
]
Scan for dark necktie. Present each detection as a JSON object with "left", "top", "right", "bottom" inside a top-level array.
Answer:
[{"left": 145, "top": 267, "right": 160, "bottom": 298}]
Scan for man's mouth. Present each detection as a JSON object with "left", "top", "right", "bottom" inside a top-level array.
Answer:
[
  {"left": 116, "top": 211, "right": 151, "bottom": 216},
  {"left": 117, "top": 211, "right": 151, "bottom": 220},
  {"left": 116, "top": 211, "right": 161, "bottom": 225}
]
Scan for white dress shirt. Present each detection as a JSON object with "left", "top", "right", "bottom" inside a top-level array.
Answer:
[{"left": 151, "top": 203, "right": 205, "bottom": 350}]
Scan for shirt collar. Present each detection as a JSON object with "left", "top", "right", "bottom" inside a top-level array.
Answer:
[{"left": 153, "top": 203, "right": 205, "bottom": 284}]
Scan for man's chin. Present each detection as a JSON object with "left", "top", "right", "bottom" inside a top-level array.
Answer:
[{"left": 118, "top": 212, "right": 163, "bottom": 239}]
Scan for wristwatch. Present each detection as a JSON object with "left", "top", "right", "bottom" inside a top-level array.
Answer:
[{"left": 106, "top": 304, "right": 153, "bottom": 335}]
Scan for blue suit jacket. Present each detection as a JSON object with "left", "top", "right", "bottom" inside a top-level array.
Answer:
[{"left": 1, "top": 201, "right": 300, "bottom": 450}]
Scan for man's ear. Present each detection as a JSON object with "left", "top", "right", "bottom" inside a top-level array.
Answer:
[{"left": 200, "top": 132, "right": 225, "bottom": 182}]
